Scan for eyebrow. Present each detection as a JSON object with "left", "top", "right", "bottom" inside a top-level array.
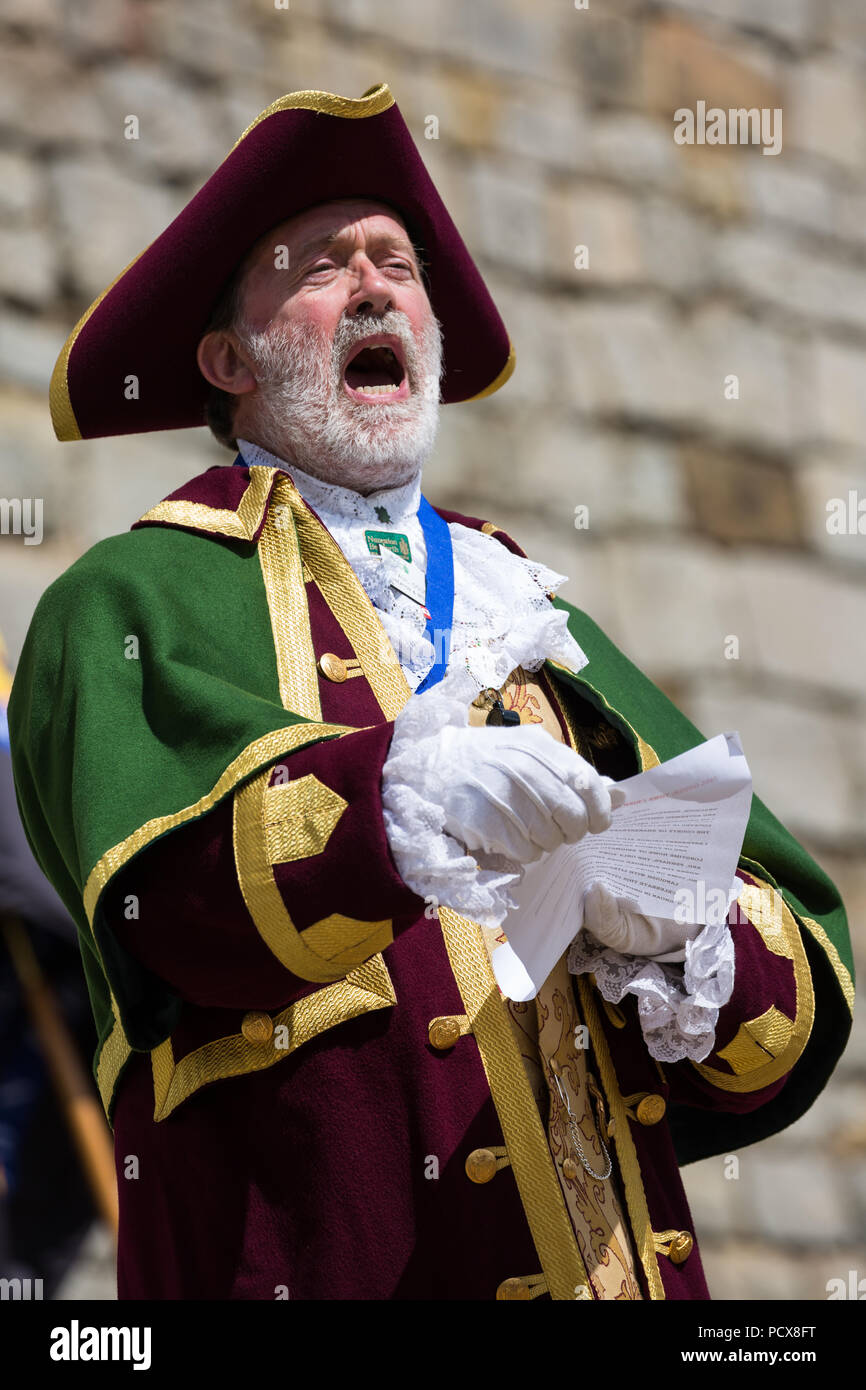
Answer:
[{"left": 293, "top": 229, "right": 420, "bottom": 267}]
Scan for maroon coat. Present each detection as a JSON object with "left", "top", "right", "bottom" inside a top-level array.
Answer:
[{"left": 96, "top": 464, "right": 830, "bottom": 1301}]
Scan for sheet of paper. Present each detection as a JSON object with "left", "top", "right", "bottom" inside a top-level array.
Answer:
[{"left": 492, "top": 731, "right": 752, "bottom": 1002}]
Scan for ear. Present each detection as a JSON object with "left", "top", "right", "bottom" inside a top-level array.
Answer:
[{"left": 196, "top": 331, "right": 257, "bottom": 396}]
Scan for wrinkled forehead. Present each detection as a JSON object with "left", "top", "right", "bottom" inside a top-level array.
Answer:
[{"left": 250, "top": 197, "right": 415, "bottom": 266}]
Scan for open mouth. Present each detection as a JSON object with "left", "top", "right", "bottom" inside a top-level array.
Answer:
[{"left": 342, "top": 335, "right": 409, "bottom": 403}]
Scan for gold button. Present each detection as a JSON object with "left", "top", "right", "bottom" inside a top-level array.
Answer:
[
  {"left": 636, "top": 1094, "right": 666, "bottom": 1126},
  {"left": 496, "top": 1277, "right": 531, "bottom": 1301},
  {"left": 562, "top": 1157, "right": 579, "bottom": 1181},
  {"left": 318, "top": 652, "right": 348, "bottom": 683},
  {"left": 428, "top": 1017, "right": 461, "bottom": 1050},
  {"left": 241, "top": 1010, "right": 274, "bottom": 1044},
  {"left": 465, "top": 1148, "right": 498, "bottom": 1184},
  {"left": 669, "top": 1230, "right": 694, "bottom": 1264},
  {"left": 574, "top": 1284, "right": 593, "bottom": 1300}
]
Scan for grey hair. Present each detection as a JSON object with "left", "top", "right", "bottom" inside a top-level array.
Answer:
[{"left": 200, "top": 261, "right": 250, "bottom": 451}]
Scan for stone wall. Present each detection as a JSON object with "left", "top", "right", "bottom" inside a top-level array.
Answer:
[{"left": 1, "top": 0, "right": 864, "bottom": 1300}]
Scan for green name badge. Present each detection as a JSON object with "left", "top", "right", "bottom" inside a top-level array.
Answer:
[{"left": 365, "top": 530, "right": 412, "bottom": 562}]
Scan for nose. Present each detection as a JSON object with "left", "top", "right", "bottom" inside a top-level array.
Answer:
[{"left": 345, "top": 253, "right": 394, "bottom": 319}]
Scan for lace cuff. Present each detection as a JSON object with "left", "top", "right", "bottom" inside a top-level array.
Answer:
[
  {"left": 566, "top": 917, "right": 736, "bottom": 1063},
  {"left": 380, "top": 673, "right": 522, "bottom": 929}
]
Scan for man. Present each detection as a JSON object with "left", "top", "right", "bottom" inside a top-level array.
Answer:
[{"left": 8, "top": 84, "right": 853, "bottom": 1301}]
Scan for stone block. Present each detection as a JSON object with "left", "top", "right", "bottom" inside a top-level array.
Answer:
[
  {"left": 0, "top": 388, "right": 70, "bottom": 525},
  {"left": 0, "top": 225, "right": 57, "bottom": 306},
  {"left": 0, "top": 43, "right": 105, "bottom": 146},
  {"left": 148, "top": 0, "right": 265, "bottom": 78},
  {"left": 481, "top": 278, "right": 564, "bottom": 406},
  {"left": 0, "top": 312, "right": 65, "bottom": 393},
  {"left": 737, "top": 550, "right": 866, "bottom": 704},
  {"left": 745, "top": 160, "right": 838, "bottom": 240},
  {"left": 497, "top": 85, "right": 587, "bottom": 172},
  {"left": 0, "top": 0, "right": 62, "bottom": 29},
  {"left": 260, "top": 23, "right": 397, "bottom": 115},
  {"left": 700, "top": 1240, "right": 837, "bottom": 1300},
  {"left": 588, "top": 114, "right": 680, "bottom": 192},
  {"left": 823, "top": 0, "right": 866, "bottom": 56},
  {"left": 684, "top": 686, "right": 863, "bottom": 845},
  {"left": 663, "top": 0, "right": 814, "bottom": 47},
  {"left": 838, "top": 190, "right": 866, "bottom": 250},
  {"left": 600, "top": 536, "right": 758, "bottom": 679},
  {"left": 546, "top": 182, "right": 644, "bottom": 286},
  {"left": 405, "top": 70, "right": 505, "bottom": 154},
  {"left": 797, "top": 452, "right": 866, "bottom": 566},
  {"left": 809, "top": 336, "right": 866, "bottom": 452},
  {"left": 59, "top": 0, "right": 145, "bottom": 58},
  {"left": 558, "top": 297, "right": 699, "bottom": 426},
  {"left": 687, "top": 303, "right": 806, "bottom": 450},
  {"left": 641, "top": 14, "right": 783, "bottom": 118},
  {"left": 468, "top": 161, "right": 546, "bottom": 278},
  {"left": 566, "top": 12, "right": 643, "bottom": 111},
  {"left": 320, "top": 0, "right": 455, "bottom": 58},
  {"left": 522, "top": 421, "right": 686, "bottom": 529},
  {"left": 48, "top": 154, "right": 178, "bottom": 300},
  {"left": 746, "top": 1152, "right": 855, "bottom": 1244},
  {"left": 65, "top": 429, "right": 221, "bottom": 548},
  {"left": 95, "top": 62, "right": 226, "bottom": 175},
  {"left": 716, "top": 228, "right": 866, "bottom": 334},
  {"left": 0, "top": 151, "right": 44, "bottom": 220},
  {"left": 679, "top": 1153, "right": 751, "bottom": 1238},
  {"left": 639, "top": 195, "right": 715, "bottom": 294},
  {"left": 679, "top": 443, "right": 802, "bottom": 546},
  {"left": 787, "top": 57, "right": 866, "bottom": 170}
]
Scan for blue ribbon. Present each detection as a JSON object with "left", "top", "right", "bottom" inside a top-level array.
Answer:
[
  {"left": 231, "top": 457, "right": 454, "bottom": 691},
  {"left": 415, "top": 496, "right": 454, "bottom": 693}
]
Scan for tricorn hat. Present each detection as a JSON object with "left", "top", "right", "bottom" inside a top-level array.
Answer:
[{"left": 49, "top": 83, "right": 515, "bottom": 442}]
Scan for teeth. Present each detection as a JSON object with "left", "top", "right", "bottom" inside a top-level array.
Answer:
[{"left": 353, "top": 383, "right": 402, "bottom": 395}]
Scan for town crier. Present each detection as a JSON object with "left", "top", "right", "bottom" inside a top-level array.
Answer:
[{"left": 8, "top": 83, "right": 853, "bottom": 1300}]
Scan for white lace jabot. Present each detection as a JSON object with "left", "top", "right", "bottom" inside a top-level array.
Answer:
[{"left": 237, "top": 438, "right": 589, "bottom": 690}]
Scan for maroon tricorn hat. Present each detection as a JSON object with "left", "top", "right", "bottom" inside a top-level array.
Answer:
[{"left": 49, "top": 83, "right": 515, "bottom": 442}]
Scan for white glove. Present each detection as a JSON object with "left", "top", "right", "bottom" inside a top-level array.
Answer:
[
  {"left": 579, "top": 881, "right": 702, "bottom": 961},
  {"left": 435, "top": 723, "right": 626, "bottom": 865}
]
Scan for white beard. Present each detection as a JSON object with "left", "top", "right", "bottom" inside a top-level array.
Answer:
[{"left": 236, "top": 307, "right": 444, "bottom": 493}]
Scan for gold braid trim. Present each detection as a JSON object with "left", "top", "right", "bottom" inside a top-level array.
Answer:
[
  {"left": 135, "top": 463, "right": 275, "bottom": 541},
  {"left": 575, "top": 975, "right": 666, "bottom": 1300},
  {"left": 49, "top": 247, "right": 147, "bottom": 442},
  {"left": 286, "top": 478, "right": 410, "bottom": 721},
  {"left": 438, "top": 906, "right": 592, "bottom": 1302},
  {"left": 800, "top": 914, "right": 854, "bottom": 1015},
  {"left": 82, "top": 721, "right": 348, "bottom": 925},
  {"left": 230, "top": 82, "right": 395, "bottom": 152},
  {"left": 150, "top": 952, "right": 396, "bottom": 1121},
  {"left": 257, "top": 474, "right": 322, "bottom": 718},
  {"left": 95, "top": 992, "right": 131, "bottom": 1121},
  {"left": 690, "top": 874, "right": 815, "bottom": 1093},
  {"left": 233, "top": 762, "right": 394, "bottom": 983}
]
